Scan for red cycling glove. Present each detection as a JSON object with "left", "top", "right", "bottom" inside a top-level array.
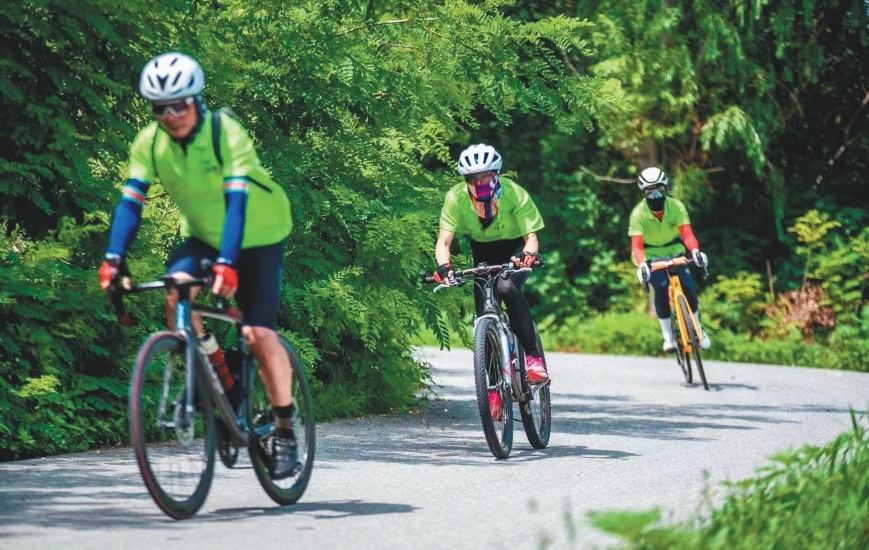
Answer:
[
  {"left": 99, "top": 256, "right": 130, "bottom": 291},
  {"left": 212, "top": 263, "right": 239, "bottom": 296},
  {"left": 433, "top": 263, "right": 453, "bottom": 283}
]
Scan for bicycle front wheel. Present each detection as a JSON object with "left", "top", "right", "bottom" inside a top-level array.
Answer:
[
  {"left": 248, "top": 334, "right": 315, "bottom": 505},
  {"left": 129, "top": 332, "right": 216, "bottom": 519},
  {"left": 671, "top": 315, "right": 692, "bottom": 384},
  {"left": 473, "top": 317, "right": 513, "bottom": 459},
  {"left": 677, "top": 296, "right": 708, "bottom": 390},
  {"left": 518, "top": 328, "right": 550, "bottom": 449}
]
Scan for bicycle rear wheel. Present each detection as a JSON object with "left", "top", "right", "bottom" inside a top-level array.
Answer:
[
  {"left": 248, "top": 334, "right": 315, "bottom": 505},
  {"left": 671, "top": 315, "right": 692, "bottom": 384},
  {"left": 677, "top": 296, "right": 708, "bottom": 390},
  {"left": 518, "top": 328, "right": 550, "bottom": 449},
  {"left": 473, "top": 317, "right": 513, "bottom": 459},
  {"left": 129, "top": 332, "right": 216, "bottom": 519}
]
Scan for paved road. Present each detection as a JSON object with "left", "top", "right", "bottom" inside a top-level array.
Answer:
[{"left": 1, "top": 348, "right": 867, "bottom": 549}]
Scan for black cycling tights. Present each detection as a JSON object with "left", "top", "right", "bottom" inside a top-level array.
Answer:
[
  {"left": 469, "top": 237, "right": 541, "bottom": 357},
  {"left": 473, "top": 271, "right": 541, "bottom": 357}
]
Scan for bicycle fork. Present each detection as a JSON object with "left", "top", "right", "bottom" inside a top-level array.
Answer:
[{"left": 669, "top": 275, "right": 701, "bottom": 351}]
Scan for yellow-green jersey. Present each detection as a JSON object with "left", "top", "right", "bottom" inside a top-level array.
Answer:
[{"left": 106, "top": 110, "right": 291, "bottom": 265}]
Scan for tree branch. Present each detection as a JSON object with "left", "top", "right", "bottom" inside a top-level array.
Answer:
[
  {"left": 335, "top": 17, "right": 440, "bottom": 37},
  {"left": 814, "top": 88, "right": 869, "bottom": 186}
]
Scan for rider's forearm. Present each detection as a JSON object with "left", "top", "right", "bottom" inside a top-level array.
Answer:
[
  {"left": 435, "top": 230, "right": 453, "bottom": 265},
  {"left": 106, "top": 179, "right": 149, "bottom": 258},
  {"left": 630, "top": 235, "right": 645, "bottom": 265},
  {"left": 522, "top": 232, "right": 539, "bottom": 255},
  {"left": 217, "top": 178, "right": 249, "bottom": 265},
  {"left": 678, "top": 224, "right": 700, "bottom": 252}
]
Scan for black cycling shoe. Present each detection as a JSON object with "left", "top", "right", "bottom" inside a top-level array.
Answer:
[{"left": 271, "top": 436, "right": 302, "bottom": 480}]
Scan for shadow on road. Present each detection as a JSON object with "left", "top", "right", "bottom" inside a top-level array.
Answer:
[
  {"left": 0, "top": 451, "right": 171, "bottom": 532},
  {"left": 214, "top": 499, "right": 418, "bottom": 520},
  {"left": 311, "top": 365, "right": 858, "bottom": 468}
]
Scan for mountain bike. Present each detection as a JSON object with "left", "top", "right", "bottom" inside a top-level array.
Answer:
[
  {"left": 423, "top": 262, "right": 551, "bottom": 458},
  {"left": 642, "top": 255, "right": 710, "bottom": 390},
  {"left": 109, "top": 270, "right": 315, "bottom": 519}
]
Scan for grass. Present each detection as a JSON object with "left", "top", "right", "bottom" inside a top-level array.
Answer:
[{"left": 587, "top": 413, "right": 869, "bottom": 549}]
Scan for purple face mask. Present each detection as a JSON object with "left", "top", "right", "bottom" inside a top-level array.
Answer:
[{"left": 473, "top": 181, "right": 496, "bottom": 201}]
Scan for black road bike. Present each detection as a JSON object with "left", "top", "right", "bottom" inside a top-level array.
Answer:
[
  {"left": 110, "top": 271, "right": 315, "bottom": 519},
  {"left": 424, "top": 263, "right": 551, "bottom": 458}
]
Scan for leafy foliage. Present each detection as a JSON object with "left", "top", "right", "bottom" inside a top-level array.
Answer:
[
  {"left": 590, "top": 414, "right": 869, "bottom": 549},
  {"left": 1, "top": 0, "right": 867, "bottom": 460}
]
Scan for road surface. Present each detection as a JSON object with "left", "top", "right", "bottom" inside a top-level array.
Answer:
[{"left": 1, "top": 348, "right": 867, "bottom": 549}]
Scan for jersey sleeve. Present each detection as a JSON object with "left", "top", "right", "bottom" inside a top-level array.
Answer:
[
  {"left": 439, "top": 190, "right": 460, "bottom": 233},
  {"left": 220, "top": 114, "right": 260, "bottom": 179},
  {"left": 215, "top": 114, "right": 254, "bottom": 265},
  {"left": 512, "top": 183, "right": 545, "bottom": 235},
  {"left": 126, "top": 124, "right": 157, "bottom": 183},
  {"left": 627, "top": 204, "right": 645, "bottom": 236},
  {"left": 672, "top": 199, "right": 691, "bottom": 225}
]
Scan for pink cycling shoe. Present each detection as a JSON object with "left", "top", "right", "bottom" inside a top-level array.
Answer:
[
  {"left": 488, "top": 390, "right": 503, "bottom": 421},
  {"left": 525, "top": 355, "right": 548, "bottom": 383}
]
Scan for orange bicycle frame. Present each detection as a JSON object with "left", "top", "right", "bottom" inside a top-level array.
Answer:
[{"left": 649, "top": 256, "right": 701, "bottom": 353}]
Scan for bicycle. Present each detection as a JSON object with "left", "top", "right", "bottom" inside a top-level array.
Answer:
[
  {"left": 109, "top": 269, "right": 315, "bottom": 519},
  {"left": 423, "top": 262, "right": 551, "bottom": 459},
  {"left": 642, "top": 255, "right": 710, "bottom": 390}
]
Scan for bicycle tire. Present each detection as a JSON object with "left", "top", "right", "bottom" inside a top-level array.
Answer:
[
  {"left": 473, "top": 317, "right": 513, "bottom": 459},
  {"left": 217, "top": 419, "right": 239, "bottom": 468},
  {"left": 129, "top": 332, "right": 216, "bottom": 519},
  {"left": 677, "top": 295, "right": 708, "bottom": 390},
  {"left": 248, "top": 334, "right": 316, "bottom": 505},
  {"left": 671, "top": 315, "right": 692, "bottom": 384},
  {"left": 518, "top": 327, "right": 550, "bottom": 449}
]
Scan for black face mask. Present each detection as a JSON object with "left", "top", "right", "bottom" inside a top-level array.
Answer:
[{"left": 645, "top": 190, "right": 666, "bottom": 212}]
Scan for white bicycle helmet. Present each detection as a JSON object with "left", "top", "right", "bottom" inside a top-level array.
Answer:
[
  {"left": 457, "top": 144, "right": 503, "bottom": 175},
  {"left": 638, "top": 167, "right": 669, "bottom": 190},
  {"left": 139, "top": 52, "right": 205, "bottom": 102}
]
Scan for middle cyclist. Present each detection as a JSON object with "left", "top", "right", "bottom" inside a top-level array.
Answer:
[{"left": 433, "top": 143, "right": 549, "bottom": 387}]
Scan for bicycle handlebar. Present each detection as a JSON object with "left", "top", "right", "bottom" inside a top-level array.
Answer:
[
  {"left": 107, "top": 259, "right": 233, "bottom": 325},
  {"left": 640, "top": 255, "right": 709, "bottom": 291},
  {"left": 420, "top": 259, "right": 544, "bottom": 290}
]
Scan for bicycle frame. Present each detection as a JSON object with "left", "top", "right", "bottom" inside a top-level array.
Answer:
[
  {"left": 430, "top": 263, "right": 542, "bottom": 402},
  {"left": 647, "top": 256, "right": 705, "bottom": 353},
  {"left": 117, "top": 277, "right": 272, "bottom": 448}
]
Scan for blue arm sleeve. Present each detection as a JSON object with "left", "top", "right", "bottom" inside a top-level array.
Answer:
[
  {"left": 106, "top": 179, "right": 149, "bottom": 257},
  {"left": 217, "top": 177, "right": 249, "bottom": 266}
]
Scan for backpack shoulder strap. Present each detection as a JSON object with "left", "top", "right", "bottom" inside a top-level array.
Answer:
[
  {"left": 212, "top": 109, "right": 224, "bottom": 167},
  {"left": 150, "top": 122, "right": 161, "bottom": 180},
  {"left": 211, "top": 107, "right": 238, "bottom": 168}
]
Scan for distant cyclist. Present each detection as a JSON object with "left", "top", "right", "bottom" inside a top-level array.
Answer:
[
  {"left": 433, "top": 143, "right": 549, "bottom": 385},
  {"left": 629, "top": 167, "right": 710, "bottom": 353},
  {"left": 98, "top": 52, "right": 299, "bottom": 478}
]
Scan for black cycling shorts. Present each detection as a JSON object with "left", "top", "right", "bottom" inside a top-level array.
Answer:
[{"left": 167, "top": 238, "right": 285, "bottom": 329}]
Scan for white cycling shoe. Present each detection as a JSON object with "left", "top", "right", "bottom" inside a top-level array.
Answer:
[
  {"left": 699, "top": 330, "right": 711, "bottom": 350},
  {"left": 662, "top": 336, "right": 677, "bottom": 353}
]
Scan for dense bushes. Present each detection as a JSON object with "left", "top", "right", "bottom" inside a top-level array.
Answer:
[{"left": 590, "top": 414, "right": 869, "bottom": 548}]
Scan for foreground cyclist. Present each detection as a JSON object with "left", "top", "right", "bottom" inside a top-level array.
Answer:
[
  {"left": 99, "top": 52, "right": 299, "bottom": 479},
  {"left": 629, "top": 167, "right": 711, "bottom": 353},
  {"left": 433, "top": 144, "right": 548, "bottom": 400}
]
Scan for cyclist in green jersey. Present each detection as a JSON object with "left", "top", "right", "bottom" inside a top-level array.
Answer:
[
  {"left": 98, "top": 52, "right": 299, "bottom": 478},
  {"left": 433, "top": 144, "right": 549, "bottom": 393},
  {"left": 629, "top": 167, "right": 711, "bottom": 353}
]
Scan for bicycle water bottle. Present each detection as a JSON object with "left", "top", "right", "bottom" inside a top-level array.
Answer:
[{"left": 200, "top": 333, "right": 235, "bottom": 391}]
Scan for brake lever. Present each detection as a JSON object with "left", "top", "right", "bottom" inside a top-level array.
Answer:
[{"left": 108, "top": 281, "right": 133, "bottom": 327}]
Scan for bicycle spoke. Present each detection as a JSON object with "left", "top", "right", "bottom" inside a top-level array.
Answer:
[{"left": 130, "top": 333, "right": 215, "bottom": 519}]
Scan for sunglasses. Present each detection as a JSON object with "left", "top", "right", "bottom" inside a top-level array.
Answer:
[
  {"left": 643, "top": 185, "right": 666, "bottom": 197},
  {"left": 464, "top": 171, "right": 497, "bottom": 184},
  {"left": 151, "top": 97, "right": 194, "bottom": 118}
]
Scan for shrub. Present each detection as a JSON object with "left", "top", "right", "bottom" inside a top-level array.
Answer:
[{"left": 589, "top": 414, "right": 869, "bottom": 549}]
